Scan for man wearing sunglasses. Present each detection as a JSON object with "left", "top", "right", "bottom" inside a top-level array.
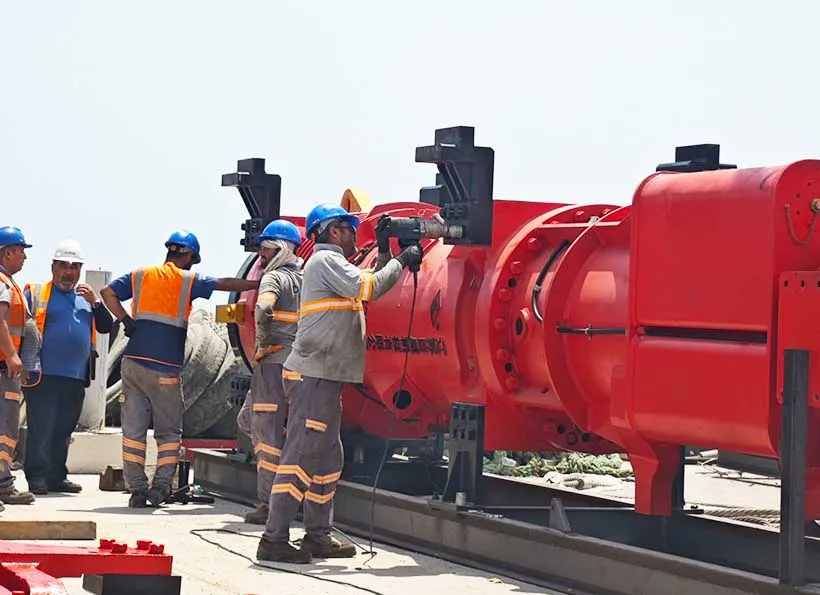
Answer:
[{"left": 257, "top": 203, "right": 422, "bottom": 564}]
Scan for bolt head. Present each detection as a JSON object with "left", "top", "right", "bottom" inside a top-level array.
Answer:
[
  {"left": 493, "top": 318, "right": 508, "bottom": 331},
  {"left": 527, "top": 237, "right": 541, "bottom": 251},
  {"left": 505, "top": 376, "right": 521, "bottom": 390},
  {"left": 498, "top": 288, "right": 512, "bottom": 302},
  {"left": 510, "top": 260, "right": 524, "bottom": 274},
  {"left": 495, "top": 349, "right": 511, "bottom": 362}
]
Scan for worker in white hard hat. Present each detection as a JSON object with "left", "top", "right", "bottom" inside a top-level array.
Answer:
[{"left": 22, "top": 238, "right": 113, "bottom": 495}]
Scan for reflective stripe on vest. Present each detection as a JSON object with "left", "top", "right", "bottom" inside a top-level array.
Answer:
[
  {"left": 0, "top": 271, "right": 25, "bottom": 359},
  {"left": 26, "top": 281, "right": 97, "bottom": 350},
  {"left": 130, "top": 263, "right": 195, "bottom": 328}
]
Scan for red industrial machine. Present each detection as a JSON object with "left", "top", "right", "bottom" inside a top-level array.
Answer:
[{"left": 219, "top": 127, "right": 820, "bottom": 520}]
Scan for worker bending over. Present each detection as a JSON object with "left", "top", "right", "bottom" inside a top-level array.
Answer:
[
  {"left": 240, "top": 219, "right": 304, "bottom": 525},
  {"left": 257, "top": 204, "right": 422, "bottom": 563},
  {"left": 23, "top": 239, "right": 113, "bottom": 495},
  {"left": 0, "top": 227, "right": 38, "bottom": 506},
  {"left": 101, "top": 231, "right": 259, "bottom": 508}
]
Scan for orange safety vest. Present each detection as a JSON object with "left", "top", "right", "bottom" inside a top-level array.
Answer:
[
  {"left": 0, "top": 271, "right": 25, "bottom": 360},
  {"left": 25, "top": 281, "right": 97, "bottom": 351},
  {"left": 130, "top": 262, "right": 196, "bottom": 328}
]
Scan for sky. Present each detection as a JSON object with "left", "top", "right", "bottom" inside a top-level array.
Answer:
[{"left": 1, "top": 1, "right": 818, "bottom": 309}]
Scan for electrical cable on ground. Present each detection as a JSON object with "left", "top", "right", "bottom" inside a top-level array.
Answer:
[
  {"left": 190, "top": 528, "right": 388, "bottom": 595},
  {"left": 361, "top": 269, "right": 419, "bottom": 568}
]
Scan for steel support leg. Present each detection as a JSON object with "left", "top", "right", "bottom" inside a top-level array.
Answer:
[{"left": 779, "top": 348, "right": 808, "bottom": 586}]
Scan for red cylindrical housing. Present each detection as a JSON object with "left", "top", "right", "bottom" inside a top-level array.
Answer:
[{"left": 229, "top": 159, "right": 820, "bottom": 519}]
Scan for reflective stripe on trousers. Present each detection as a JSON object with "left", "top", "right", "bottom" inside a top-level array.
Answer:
[
  {"left": 0, "top": 371, "right": 21, "bottom": 491},
  {"left": 120, "top": 358, "right": 183, "bottom": 497},
  {"left": 248, "top": 362, "right": 287, "bottom": 506},
  {"left": 263, "top": 373, "right": 343, "bottom": 542}
]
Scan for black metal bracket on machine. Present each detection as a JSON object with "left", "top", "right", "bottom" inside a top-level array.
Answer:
[
  {"left": 655, "top": 144, "right": 737, "bottom": 173},
  {"left": 430, "top": 403, "right": 485, "bottom": 510},
  {"left": 415, "top": 126, "right": 495, "bottom": 246},
  {"left": 221, "top": 158, "right": 283, "bottom": 252}
]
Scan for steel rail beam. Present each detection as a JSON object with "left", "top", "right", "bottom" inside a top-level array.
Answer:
[{"left": 192, "top": 450, "right": 820, "bottom": 595}]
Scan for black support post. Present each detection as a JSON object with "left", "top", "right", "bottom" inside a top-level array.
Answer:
[{"left": 779, "top": 348, "right": 809, "bottom": 586}]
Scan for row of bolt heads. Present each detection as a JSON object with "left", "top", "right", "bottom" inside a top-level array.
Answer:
[{"left": 98, "top": 538, "right": 165, "bottom": 554}]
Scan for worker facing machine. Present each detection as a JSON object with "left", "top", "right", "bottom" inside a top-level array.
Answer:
[
  {"left": 101, "top": 230, "right": 260, "bottom": 508},
  {"left": 256, "top": 203, "right": 423, "bottom": 564},
  {"left": 0, "top": 227, "right": 38, "bottom": 507},
  {"left": 237, "top": 219, "right": 304, "bottom": 525}
]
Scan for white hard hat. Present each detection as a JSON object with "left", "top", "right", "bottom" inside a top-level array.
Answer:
[{"left": 53, "top": 239, "right": 85, "bottom": 264}]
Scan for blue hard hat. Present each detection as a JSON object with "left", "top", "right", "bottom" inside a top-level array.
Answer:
[
  {"left": 258, "top": 219, "right": 302, "bottom": 247},
  {"left": 0, "top": 227, "right": 32, "bottom": 249},
  {"left": 165, "top": 230, "right": 201, "bottom": 264},
  {"left": 305, "top": 203, "right": 360, "bottom": 237}
]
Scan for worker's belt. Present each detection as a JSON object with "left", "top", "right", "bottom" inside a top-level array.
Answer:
[{"left": 254, "top": 344, "right": 284, "bottom": 362}]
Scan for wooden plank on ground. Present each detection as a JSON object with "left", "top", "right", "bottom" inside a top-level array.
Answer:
[{"left": 0, "top": 520, "right": 96, "bottom": 540}]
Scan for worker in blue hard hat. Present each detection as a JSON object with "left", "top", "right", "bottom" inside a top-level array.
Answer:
[
  {"left": 257, "top": 204, "right": 422, "bottom": 563},
  {"left": 0, "top": 227, "right": 37, "bottom": 506},
  {"left": 236, "top": 219, "right": 304, "bottom": 524},
  {"left": 101, "top": 229, "right": 261, "bottom": 509}
]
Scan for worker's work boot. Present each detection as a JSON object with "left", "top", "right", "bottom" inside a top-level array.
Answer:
[
  {"left": 300, "top": 534, "right": 356, "bottom": 558},
  {"left": 244, "top": 504, "right": 269, "bottom": 525},
  {"left": 0, "top": 488, "right": 35, "bottom": 505},
  {"left": 256, "top": 536, "right": 312, "bottom": 564},
  {"left": 48, "top": 479, "right": 82, "bottom": 494},
  {"left": 146, "top": 487, "right": 167, "bottom": 507},
  {"left": 128, "top": 490, "right": 148, "bottom": 508}
]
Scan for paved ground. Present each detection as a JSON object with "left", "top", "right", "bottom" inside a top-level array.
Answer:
[{"left": 0, "top": 472, "right": 564, "bottom": 595}]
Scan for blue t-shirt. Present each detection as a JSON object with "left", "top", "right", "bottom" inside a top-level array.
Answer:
[
  {"left": 25, "top": 287, "right": 93, "bottom": 381},
  {"left": 108, "top": 269, "right": 218, "bottom": 374}
]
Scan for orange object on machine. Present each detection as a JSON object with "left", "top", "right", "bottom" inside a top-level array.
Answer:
[{"left": 223, "top": 130, "right": 820, "bottom": 519}]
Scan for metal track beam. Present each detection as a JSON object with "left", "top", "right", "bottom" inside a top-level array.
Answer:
[{"left": 192, "top": 450, "right": 820, "bottom": 595}]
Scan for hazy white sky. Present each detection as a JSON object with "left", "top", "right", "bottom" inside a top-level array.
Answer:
[{"left": 1, "top": 1, "right": 817, "bottom": 309}]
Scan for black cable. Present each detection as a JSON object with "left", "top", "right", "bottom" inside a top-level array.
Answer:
[
  {"left": 189, "top": 528, "right": 388, "bottom": 595},
  {"left": 531, "top": 239, "right": 570, "bottom": 323},
  {"left": 363, "top": 269, "right": 419, "bottom": 563}
]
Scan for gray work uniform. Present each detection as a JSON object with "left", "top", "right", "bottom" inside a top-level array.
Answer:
[
  {"left": 243, "top": 263, "right": 302, "bottom": 506},
  {"left": 264, "top": 243, "right": 403, "bottom": 543},
  {"left": 120, "top": 357, "right": 184, "bottom": 497},
  {"left": 0, "top": 269, "right": 35, "bottom": 493}
]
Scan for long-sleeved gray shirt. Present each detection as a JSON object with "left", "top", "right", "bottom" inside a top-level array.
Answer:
[
  {"left": 254, "top": 262, "right": 303, "bottom": 365},
  {"left": 284, "top": 243, "right": 403, "bottom": 383}
]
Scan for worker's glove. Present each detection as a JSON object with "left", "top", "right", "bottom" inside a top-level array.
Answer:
[
  {"left": 375, "top": 215, "right": 391, "bottom": 254},
  {"left": 121, "top": 315, "right": 137, "bottom": 338},
  {"left": 396, "top": 244, "right": 423, "bottom": 271}
]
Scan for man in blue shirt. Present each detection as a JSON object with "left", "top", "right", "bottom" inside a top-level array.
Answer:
[
  {"left": 101, "top": 230, "right": 259, "bottom": 508},
  {"left": 22, "top": 239, "right": 113, "bottom": 495}
]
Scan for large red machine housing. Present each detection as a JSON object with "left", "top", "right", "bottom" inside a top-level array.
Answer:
[{"left": 231, "top": 160, "right": 820, "bottom": 519}]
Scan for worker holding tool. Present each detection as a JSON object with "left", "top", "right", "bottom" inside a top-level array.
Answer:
[
  {"left": 22, "top": 239, "right": 114, "bottom": 495},
  {"left": 239, "top": 219, "right": 304, "bottom": 525},
  {"left": 0, "top": 227, "right": 38, "bottom": 506},
  {"left": 101, "top": 230, "right": 260, "bottom": 509},
  {"left": 256, "top": 204, "right": 422, "bottom": 564}
]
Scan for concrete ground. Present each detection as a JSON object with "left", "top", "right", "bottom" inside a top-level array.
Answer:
[{"left": 1, "top": 472, "right": 563, "bottom": 595}]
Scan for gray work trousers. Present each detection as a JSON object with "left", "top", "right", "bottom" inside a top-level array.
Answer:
[
  {"left": 247, "top": 362, "right": 286, "bottom": 506},
  {"left": 120, "top": 358, "right": 184, "bottom": 497},
  {"left": 263, "top": 372, "right": 343, "bottom": 543},
  {"left": 0, "top": 369, "right": 21, "bottom": 492}
]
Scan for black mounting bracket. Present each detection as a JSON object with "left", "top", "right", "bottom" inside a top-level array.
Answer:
[
  {"left": 221, "top": 158, "right": 283, "bottom": 252},
  {"left": 655, "top": 144, "right": 737, "bottom": 173},
  {"left": 415, "top": 126, "right": 495, "bottom": 245},
  {"left": 436, "top": 403, "right": 485, "bottom": 506}
]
